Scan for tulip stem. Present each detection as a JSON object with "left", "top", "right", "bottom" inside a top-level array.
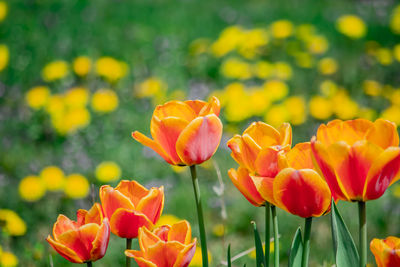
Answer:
[
  {"left": 265, "top": 203, "right": 271, "bottom": 267},
  {"left": 358, "top": 201, "right": 367, "bottom": 267},
  {"left": 126, "top": 238, "right": 132, "bottom": 267},
  {"left": 271, "top": 205, "right": 279, "bottom": 267},
  {"left": 301, "top": 217, "right": 313, "bottom": 267},
  {"left": 190, "top": 165, "right": 209, "bottom": 267},
  {"left": 86, "top": 262, "right": 92, "bottom": 267}
]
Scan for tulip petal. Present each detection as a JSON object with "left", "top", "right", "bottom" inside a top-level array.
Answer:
[
  {"left": 278, "top": 123, "right": 292, "bottom": 147},
  {"left": 90, "top": 219, "right": 110, "bottom": 261},
  {"left": 84, "top": 203, "right": 104, "bottom": 225},
  {"left": 146, "top": 241, "right": 186, "bottom": 267},
  {"left": 251, "top": 175, "right": 275, "bottom": 205},
  {"left": 363, "top": 147, "right": 400, "bottom": 200},
  {"left": 254, "top": 147, "right": 280, "bottom": 177},
  {"left": 100, "top": 185, "right": 135, "bottom": 220},
  {"left": 132, "top": 131, "right": 173, "bottom": 164},
  {"left": 152, "top": 100, "right": 197, "bottom": 122},
  {"left": 366, "top": 119, "right": 399, "bottom": 149},
  {"left": 109, "top": 208, "right": 154, "bottom": 238},
  {"left": 115, "top": 180, "right": 149, "bottom": 207},
  {"left": 370, "top": 237, "right": 400, "bottom": 267},
  {"left": 173, "top": 241, "right": 197, "bottom": 267},
  {"left": 198, "top": 96, "right": 221, "bottom": 116},
  {"left": 273, "top": 168, "right": 331, "bottom": 218},
  {"left": 53, "top": 215, "right": 78, "bottom": 241},
  {"left": 228, "top": 135, "right": 260, "bottom": 171},
  {"left": 138, "top": 227, "right": 163, "bottom": 252},
  {"left": 243, "top": 121, "right": 281, "bottom": 147},
  {"left": 228, "top": 167, "right": 265, "bottom": 206},
  {"left": 136, "top": 186, "right": 164, "bottom": 224},
  {"left": 184, "top": 100, "right": 207, "bottom": 115},
  {"left": 125, "top": 251, "right": 158, "bottom": 267},
  {"left": 168, "top": 220, "right": 191, "bottom": 244},
  {"left": 46, "top": 235, "right": 83, "bottom": 263},
  {"left": 285, "top": 142, "right": 314, "bottom": 170},
  {"left": 153, "top": 225, "right": 171, "bottom": 242},
  {"left": 176, "top": 114, "right": 222, "bottom": 165}
]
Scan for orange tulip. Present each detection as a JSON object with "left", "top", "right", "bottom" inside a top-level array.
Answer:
[
  {"left": 311, "top": 119, "right": 400, "bottom": 201},
  {"left": 370, "top": 236, "right": 400, "bottom": 267},
  {"left": 100, "top": 180, "right": 164, "bottom": 239},
  {"left": 132, "top": 97, "right": 223, "bottom": 166},
  {"left": 125, "top": 220, "right": 196, "bottom": 267},
  {"left": 271, "top": 142, "right": 331, "bottom": 218},
  {"left": 46, "top": 203, "right": 110, "bottom": 264}
]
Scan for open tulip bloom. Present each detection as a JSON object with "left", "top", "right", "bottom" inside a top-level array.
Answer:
[
  {"left": 46, "top": 203, "right": 110, "bottom": 266},
  {"left": 370, "top": 236, "right": 400, "bottom": 267}
]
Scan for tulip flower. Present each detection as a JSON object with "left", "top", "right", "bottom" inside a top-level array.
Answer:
[
  {"left": 370, "top": 236, "right": 400, "bottom": 267},
  {"left": 132, "top": 97, "right": 223, "bottom": 166},
  {"left": 125, "top": 220, "right": 196, "bottom": 267},
  {"left": 46, "top": 203, "right": 110, "bottom": 265},
  {"left": 99, "top": 180, "right": 164, "bottom": 239}
]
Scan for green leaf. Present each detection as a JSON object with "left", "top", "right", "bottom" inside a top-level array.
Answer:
[
  {"left": 227, "top": 244, "right": 232, "bottom": 267},
  {"left": 331, "top": 199, "right": 359, "bottom": 267},
  {"left": 252, "top": 221, "right": 265, "bottom": 267},
  {"left": 289, "top": 227, "right": 303, "bottom": 267}
]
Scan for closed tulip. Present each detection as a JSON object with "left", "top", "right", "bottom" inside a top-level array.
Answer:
[
  {"left": 311, "top": 119, "right": 400, "bottom": 201},
  {"left": 46, "top": 203, "right": 110, "bottom": 264},
  {"left": 370, "top": 236, "right": 400, "bottom": 267},
  {"left": 100, "top": 180, "right": 164, "bottom": 239},
  {"left": 125, "top": 220, "right": 196, "bottom": 267},
  {"left": 132, "top": 97, "right": 223, "bottom": 166}
]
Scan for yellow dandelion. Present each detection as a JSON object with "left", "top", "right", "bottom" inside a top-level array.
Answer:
[
  {"left": 253, "top": 61, "right": 273, "bottom": 79},
  {"left": 309, "top": 96, "right": 333, "bottom": 120},
  {"left": 189, "top": 247, "right": 212, "bottom": 267},
  {"left": 307, "top": 35, "right": 329, "bottom": 55},
  {"left": 296, "top": 24, "right": 316, "bottom": 41},
  {"left": 63, "top": 107, "right": 91, "bottom": 133},
  {"left": 249, "top": 88, "right": 270, "bottom": 115},
  {"left": 156, "top": 214, "right": 181, "bottom": 227},
  {"left": 91, "top": 89, "right": 119, "bottom": 113},
  {"left": 64, "top": 174, "right": 90, "bottom": 199},
  {"left": 319, "top": 80, "right": 338, "bottom": 97},
  {"left": 19, "top": 175, "right": 46, "bottom": 202},
  {"left": 264, "top": 104, "right": 290, "bottom": 128},
  {"left": 0, "top": 44, "right": 9, "bottom": 72},
  {"left": 221, "top": 58, "right": 252, "bottom": 80},
  {"left": 388, "top": 89, "right": 400, "bottom": 105},
  {"left": 390, "top": 5, "right": 400, "bottom": 34},
  {"left": 25, "top": 86, "right": 51, "bottom": 110},
  {"left": 318, "top": 57, "right": 338, "bottom": 75},
  {"left": 41, "top": 60, "right": 69, "bottom": 82},
  {"left": 64, "top": 87, "right": 89, "bottom": 108},
  {"left": 270, "top": 20, "right": 294, "bottom": 39},
  {"left": 380, "top": 105, "right": 400, "bottom": 125},
  {"left": 285, "top": 96, "right": 306, "bottom": 125},
  {"left": 40, "top": 166, "right": 65, "bottom": 191},
  {"left": 45, "top": 94, "right": 65, "bottom": 115},
  {"left": 210, "top": 25, "right": 245, "bottom": 57},
  {"left": 363, "top": 80, "right": 382, "bottom": 96},
  {"left": 95, "top": 161, "right": 121, "bottom": 182},
  {"left": 95, "top": 57, "right": 128, "bottom": 82},
  {"left": 375, "top": 48, "right": 393, "bottom": 65},
  {"left": 238, "top": 28, "right": 269, "bottom": 59},
  {"left": 135, "top": 77, "right": 167, "bottom": 98},
  {"left": 223, "top": 83, "right": 252, "bottom": 122},
  {"left": 73, "top": 56, "right": 92, "bottom": 76},
  {"left": 273, "top": 61, "right": 293, "bottom": 80},
  {"left": 294, "top": 52, "right": 314, "bottom": 68},
  {"left": 336, "top": 15, "right": 366, "bottom": 39},
  {"left": 212, "top": 223, "right": 225, "bottom": 237},
  {"left": 0, "top": 210, "right": 27, "bottom": 236},
  {"left": 0, "top": 1, "right": 7, "bottom": 22},
  {"left": 393, "top": 44, "right": 400, "bottom": 62},
  {"left": 189, "top": 38, "right": 210, "bottom": 56},
  {"left": 262, "top": 80, "right": 289, "bottom": 101},
  {"left": 0, "top": 251, "right": 18, "bottom": 267},
  {"left": 332, "top": 91, "right": 359, "bottom": 119}
]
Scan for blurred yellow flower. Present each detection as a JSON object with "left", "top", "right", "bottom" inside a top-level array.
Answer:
[
  {"left": 19, "top": 175, "right": 46, "bottom": 202},
  {"left": 332, "top": 91, "right": 359, "bottom": 119},
  {"left": 307, "top": 35, "right": 329, "bottom": 54},
  {"left": 223, "top": 83, "right": 252, "bottom": 122},
  {"left": 358, "top": 107, "right": 376, "bottom": 121},
  {"left": 238, "top": 28, "right": 269, "bottom": 58},
  {"left": 95, "top": 161, "right": 121, "bottom": 182},
  {"left": 319, "top": 80, "right": 338, "bottom": 97},
  {"left": 189, "top": 247, "right": 212, "bottom": 267},
  {"left": 63, "top": 107, "right": 91, "bottom": 133},
  {"left": 0, "top": 251, "right": 18, "bottom": 267},
  {"left": 0, "top": 44, "right": 9, "bottom": 72},
  {"left": 45, "top": 94, "right": 65, "bottom": 115},
  {"left": 91, "top": 89, "right": 119, "bottom": 113},
  {"left": 294, "top": 52, "right": 314, "bottom": 68},
  {"left": 296, "top": 24, "right": 316, "bottom": 41},
  {"left": 381, "top": 105, "right": 400, "bottom": 125},
  {"left": 0, "top": 1, "right": 7, "bottom": 22},
  {"left": 249, "top": 88, "right": 270, "bottom": 115},
  {"left": 375, "top": 48, "right": 393, "bottom": 65},
  {"left": 189, "top": 38, "right": 210, "bottom": 56},
  {"left": 318, "top": 57, "right": 338, "bottom": 75},
  {"left": 95, "top": 57, "right": 128, "bottom": 82},
  {"left": 363, "top": 80, "right": 382, "bottom": 96},
  {"left": 73, "top": 56, "right": 92, "bottom": 76},
  {"left": 64, "top": 87, "right": 89, "bottom": 108},
  {"left": 212, "top": 223, "right": 225, "bottom": 237},
  {"left": 389, "top": 89, "right": 400, "bottom": 105},
  {"left": 285, "top": 96, "right": 306, "bottom": 125},
  {"left": 390, "top": 5, "right": 400, "bottom": 34},
  {"left": 264, "top": 104, "right": 289, "bottom": 127},
  {"left": 40, "top": 166, "right": 65, "bottom": 191},
  {"left": 253, "top": 61, "right": 273, "bottom": 79},
  {"left": 273, "top": 62, "right": 292, "bottom": 80},
  {"left": 41, "top": 60, "right": 69, "bottom": 82},
  {"left": 64, "top": 174, "right": 90, "bottom": 199},
  {"left": 135, "top": 77, "right": 167, "bottom": 98},
  {"left": 221, "top": 58, "right": 252, "bottom": 80},
  {"left": 270, "top": 20, "right": 294, "bottom": 39},
  {"left": 25, "top": 86, "right": 51, "bottom": 109},
  {"left": 262, "top": 80, "right": 289, "bottom": 101},
  {"left": 394, "top": 44, "right": 400, "bottom": 62},
  {"left": 336, "top": 15, "right": 366, "bottom": 39},
  {"left": 211, "top": 25, "right": 244, "bottom": 57},
  {"left": 0, "top": 210, "right": 27, "bottom": 236},
  {"left": 309, "top": 96, "right": 333, "bottom": 120},
  {"left": 155, "top": 214, "right": 181, "bottom": 227}
]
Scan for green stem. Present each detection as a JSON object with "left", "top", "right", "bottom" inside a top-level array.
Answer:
[
  {"left": 358, "top": 201, "right": 367, "bottom": 267},
  {"left": 271, "top": 205, "right": 279, "bottom": 267},
  {"left": 265, "top": 203, "right": 271, "bottom": 267},
  {"left": 190, "top": 165, "right": 209, "bottom": 267},
  {"left": 126, "top": 238, "right": 132, "bottom": 267},
  {"left": 301, "top": 217, "right": 313, "bottom": 267},
  {"left": 87, "top": 262, "right": 93, "bottom": 267}
]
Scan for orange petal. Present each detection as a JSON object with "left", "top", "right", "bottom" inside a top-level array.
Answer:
[
  {"left": 53, "top": 215, "right": 78, "bottom": 241},
  {"left": 152, "top": 100, "right": 197, "bottom": 122},
  {"left": 109, "top": 208, "right": 154, "bottom": 238},
  {"left": 366, "top": 119, "right": 399, "bottom": 149},
  {"left": 147, "top": 241, "right": 186, "bottom": 266},
  {"left": 285, "top": 142, "right": 314, "bottom": 170},
  {"left": 132, "top": 131, "right": 173, "bottom": 164},
  {"left": 138, "top": 226, "right": 162, "bottom": 252},
  {"left": 136, "top": 186, "right": 164, "bottom": 224},
  {"left": 243, "top": 121, "right": 281, "bottom": 147},
  {"left": 125, "top": 250, "right": 158, "bottom": 267},
  {"left": 115, "top": 180, "right": 149, "bottom": 207},
  {"left": 184, "top": 100, "right": 207, "bottom": 115},
  {"left": 168, "top": 220, "right": 191, "bottom": 244},
  {"left": 84, "top": 203, "right": 104, "bottom": 225},
  {"left": 251, "top": 175, "right": 276, "bottom": 205},
  {"left": 90, "top": 219, "right": 110, "bottom": 261},
  {"left": 227, "top": 135, "right": 260, "bottom": 172},
  {"left": 278, "top": 123, "right": 292, "bottom": 147},
  {"left": 46, "top": 235, "right": 83, "bottom": 263},
  {"left": 198, "top": 96, "right": 221, "bottom": 116},
  {"left": 370, "top": 237, "right": 400, "bottom": 267},
  {"left": 254, "top": 147, "right": 280, "bottom": 177},
  {"left": 176, "top": 114, "right": 222, "bottom": 165},
  {"left": 228, "top": 167, "right": 265, "bottom": 206},
  {"left": 174, "top": 241, "right": 197, "bottom": 267},
  {"left": 153, "top": 225, "right": 171, "bottom": 241},
  {"left": 273, "top": 168, "right": 331, "bottom": 218},
  {"left": 363, "top": 147, "right": 400, "bottom": 200},
  {"left": 99, "top": 185, "right": 135, "bottom": 220}
]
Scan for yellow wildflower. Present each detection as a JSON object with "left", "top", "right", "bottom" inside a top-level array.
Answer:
[
  {"left": 19, "top": 175, "right": 46, "bottom": 202},
  {"left": 318, "top": 57, "right": 338, "bottom": 75},
  {"left": 223, "top": 83, "right": 252, "bottom": 122},
  {"left": 390, "top": 5, "right": 400, "bottom": 34},
  {"left": 319, "top": 80, "right": 338, "bottom": 97},
  {"left": 212, "top": 223, "right": 225, "bottom": 237},
  {"left": 375, "top": 48, "right": 393, "bottom": 65},
  {"left": 270, "top": 20, "right": 294, "bottom": 39},
  {"left": 253, "top": 61, "right": 273, "bottom": 79},
  {"left": 25, "top": 86, "right": 51, "bottom": 109},
  {"left": 64, "top": 174, "right": 90, "bottom": 199},
  {"left": 0, "top": 210, "right": 27, "bottom": 236},
  {"left": 41, "top": 60, "right": 69, "bottom": 82},
  {"left": 189, "top": 38, "right": 210, "bottom": 56},
  {"left": 294, "top": 52, "right": 314, "bottom": 68},
  {"left": 273, "top": 61, "right": 292, "bottom": 80},
  {"left": 0, "top": 44, "right": 9, "bottom": 72},
  {"left": 285, "top": 96, "right": 306, "bottom": 125},
  {"left": 363, "top": 80, "right": 382, "bottom": 96},
  {"left": 296, "top": 24, "right": 316, "bottom": 41},
  {"left": 95, "top": 57, "right": 128, "bottom": 82},
  {"left": 189, "top": 247, "right": 212, "bottom": 267},
  {"left": 63, "top": 108, "right": 91, "bottom": 133},
  {"left": 135, "top": 77, "right": 167, "bottom": 98},
  {"left": 332, "top": 91, "right": 359, "bottom": 119},
  {"left": 381, "top": 105, "right": 400, "bottom": 125},
  {"left": 73, "top": 56, "right": 92, "bottom": 76},
  {"left": 336, "top": 15, "right": 366, "bottom": 39},
  {"left": 309, "top": 96, "right": 333, "bottom": 120},
  {"left": 389, "top": 89, "right": 400, "bottom": 105},
  {"left": 156, "top": 214, "right": 181, "bottom": 227},
  {"left": 238, "top": 28, "right": 269, "bottom": 59},
  {"left": 40, "top": 166, "right": 65, "bottom": 191},
  {"left": 211, "top": 25, "right": 245, "bottom": 57},
  {"left": 394, "top": 44, "right": 400, "bottom": 62},
  {"left": 264, "top": 104, "right": 290, "bottom": 128},
  {"left": 0, "top": 1, "right": 7, "bottom": 22},
  {"left": 45, "top": 94, "right": 65, "bottom": 115},
  {"left": 95, "top": 161, "right": 121, "bottom": 182},
  {"left": 64, "top": 87, "right": 89, "bottom": 108},
  {"left": 249, "top": 87, "right": 270, "bottom": 115},
  {"left": 91, "top": 89, "right": 119, "bottom": 113},
  {"left": 263, "top": 80, "right": 289, "bottom": 101},
  {"left": 307, "top": 35, "right": 329, "bottom": 54},
  {"left": 0, "top": 251, "right": 18, "bottom": 267},
  {"left": 221, "top": 58, "right": 252, "bottom": 80}
]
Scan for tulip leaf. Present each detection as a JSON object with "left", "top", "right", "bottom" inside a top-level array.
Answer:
[
  {"left": 289, "top": 227, "right": 303, "bottom": 267},
  {"left": 227, "top": 244, "right": 232, "bottom": 267},
  {"left": 252, "top": 221, "right": 265, "bottom": 267},
  {"left": 330, "top": 199, "right": 359, "bottom": 267}
]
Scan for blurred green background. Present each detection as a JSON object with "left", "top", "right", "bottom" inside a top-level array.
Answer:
[{"left": 1, "top": 0, "right": 400, "bottom": 266}]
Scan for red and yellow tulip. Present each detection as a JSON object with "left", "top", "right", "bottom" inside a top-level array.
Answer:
[
  {"left": 132, "top": 97, "right": 223, "bottom": 166},
  {"left": 125, "top": 220, "right": 196, "bottom": 267},
  {"left": 370, "top": 236, "right": 400, "bottom": 267},
  {"left": 100, "top": 180, "right": 164, "bottom": 239},
  {"left": 46, "top": 203, "right": 110, "bottom": 264},
  {"left": 311, "top": 119, "right": 400, "bottom": 201}
]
